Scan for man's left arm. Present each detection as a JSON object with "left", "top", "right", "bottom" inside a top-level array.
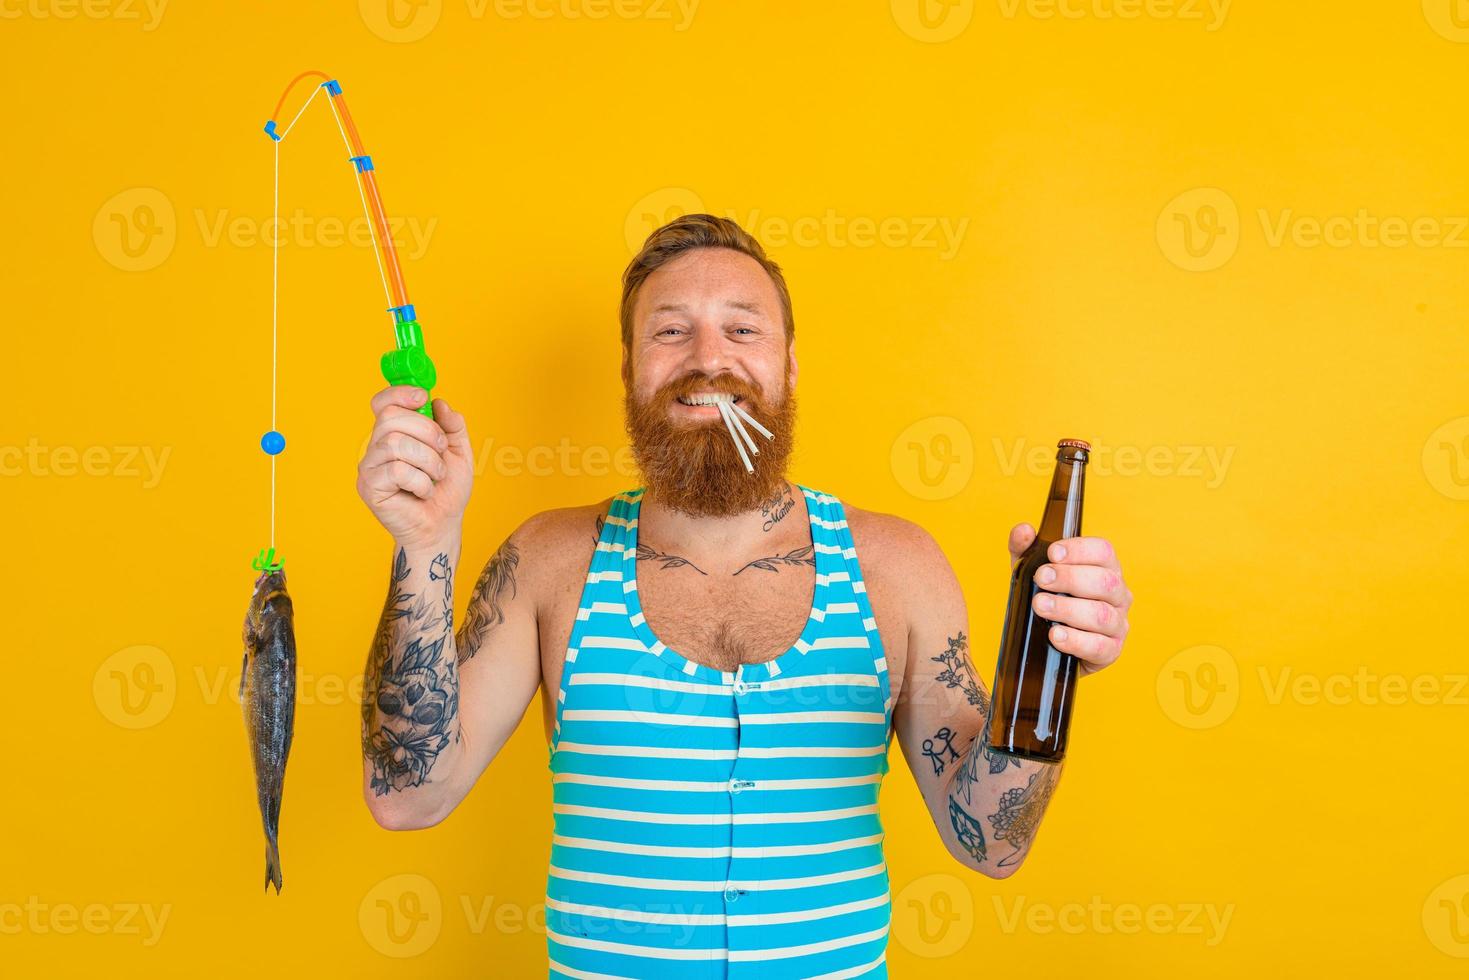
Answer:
[{"left": 890, "top": 521, "right": 1132, "bottom": 878}]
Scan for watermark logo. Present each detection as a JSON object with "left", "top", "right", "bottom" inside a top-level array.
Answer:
[
  {"left": 94, "top": 188, "right": 176, "bottom": 272},
  {"left": 93, "top": 646, "right": 176, "bottom": 730},
  {"left": 1156, "top": 644, "right": 1238, "bottom": 730},
  {"left": 1423, "top": 0, "right": 1469, "bottom": 42},
  {"left": 626, "top": 189, "right": 971, "bottom": 258},
  {"left": 992, "top": 437, "right": 1234, "bottom": 488},
  {"left": 0, "top": 898, "right": 171, "bottom": 945},
  {"left": 892, "top": 416, "right": 975, "bottom": 501},
  {"left": 360, "top": 0, "right": 443, "bottom": 41},
  {"left": 893, "top": 873, "right": 973, "bottom": 957},
  {"left": 1422, "top": 416, "right": 1469, "bottom": 501},
  {"left": 0, "top": 0, "right": 169, "bottom": 30},
  {"left": 1157, "top": 187, "right": 1239, "bottom": 272},
  {"left": 993, "top": 895, "right": 1234, "bottom": 945},
  {"left": 360, "top": 873, "right": 443, "bottom": 957},
  {"left": 891, "top": 0, "right": 974, "bottom": 42},
  {"left": 996, "top": 0, "right": 1230, "bottom": 30},
  {"left": 626, "top": 187, "right": 708, "bottom": 253},
  {"left": 1424, "top": 874, "right": 1469, "bottom": 957}
]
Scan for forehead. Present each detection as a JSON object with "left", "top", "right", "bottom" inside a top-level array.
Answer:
[{"left": 634, "top": 247, "right": 782, "bottom": 323}]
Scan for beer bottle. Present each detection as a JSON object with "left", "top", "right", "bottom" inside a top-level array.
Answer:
[{"left": 986, "top": 438, "right": 1090, "bottom": 763}]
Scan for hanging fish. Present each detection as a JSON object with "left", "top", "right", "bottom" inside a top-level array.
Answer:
[{"left": 241, "top": 567, "right": 296, "bottom": 893}]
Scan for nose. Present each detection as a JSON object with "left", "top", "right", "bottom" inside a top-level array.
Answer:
[{"left": 685, "top": 323, "right": 730, "bottom": 378}]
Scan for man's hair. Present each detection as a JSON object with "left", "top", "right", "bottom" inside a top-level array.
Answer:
[{"left": 620, "top": 213, "right": 795, "bottom": 350}]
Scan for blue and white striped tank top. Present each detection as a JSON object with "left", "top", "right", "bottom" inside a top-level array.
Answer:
[{"left": 545, "top": 485, "right": 895, "bottom": 979}]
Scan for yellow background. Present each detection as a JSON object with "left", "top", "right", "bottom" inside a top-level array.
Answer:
[{"left": 5, "top": 0, "right": 1468, "bottom": 976}]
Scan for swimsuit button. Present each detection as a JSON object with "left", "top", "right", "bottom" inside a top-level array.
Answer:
[
  {"left": 724, "top": 887, "right": 740, "bottom": 902},
  {"left": 733, "top": 681, "right": 747, "bottom": 695}
]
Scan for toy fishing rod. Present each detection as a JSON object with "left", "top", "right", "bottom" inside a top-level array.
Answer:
[{"left": 253, "top": 70, "right": 436, "bottom": 574}]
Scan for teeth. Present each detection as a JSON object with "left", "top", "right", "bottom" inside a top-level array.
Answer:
[{"left": 678, "top": 392, "right": 739, "bottom": 406}]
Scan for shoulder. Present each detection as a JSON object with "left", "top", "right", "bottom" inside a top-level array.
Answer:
[
  {"left": 476, "top": 495, "right": 619, "bottom": 606},
  {"left": 840, "top": 498, "right": 953, "bottom": 580}
]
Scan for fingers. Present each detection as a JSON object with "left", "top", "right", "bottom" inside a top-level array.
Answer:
[
  {"left": 1046, "top": 619, "right": 1124, "bottom": 672},
  {"left": 1031, "top": 560, "right": 1129, "bottom": 606},
  {"left": 371, "top": 384, "right": 432, "bottom": 417},
  {"left": 1032, "top": 590, "right": 1128, "bottom": 640},
  {"left": 360, "top": 459, "right": 437, "bottom": 501},
  {"left": 1046, "top": 535, "right": 1120, "bottom": 570},
  {"left": 1008, "top": 523, "right": 1036, "bottom": 565},
  {"left": 432, "top": 398, "right": 471, "bottom": 453}
]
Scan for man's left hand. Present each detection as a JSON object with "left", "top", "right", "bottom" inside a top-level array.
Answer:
[{"left": 1008, "top": 525, "right": 1132, "bottom": 676}]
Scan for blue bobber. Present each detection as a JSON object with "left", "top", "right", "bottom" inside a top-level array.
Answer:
[{"left": 261, "top": 430, "right": 286, "bottom": 455}]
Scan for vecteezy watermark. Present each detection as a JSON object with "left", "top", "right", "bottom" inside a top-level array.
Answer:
[
  {"left": 893, "top": 873, "right": 974, "bottom": 957},
  {"left": 359, "top": 873, "right": 551, "bottom": 957},
  {"left": 1156, "top": 645, "right": 1240, "bottom": 730},
  {"left": 992, "top": 895, "right": 1235, "bottom": 945},
  {"left": 996, "top": 0, "right": 1230, "bottom": 30},
  {"left": 891, "top": 417, "right": 976, "bottom": 501},
  {"left": 193, "top": 208, "right": 438, "bottom": 261},
  {"left": 354, "top": 432, "right": 639, "bottom": 480},
  {"left": 93, "top": 188, "right": 176, "bottom": 272},
  {"left": 993, "top": 437, "right": 1235, "bottom": 488},
  {"left": 1422, "top": 416, "right": 1469, "bottom": 501},
  {"left": 1257, "top": 666, "right": 1469, "bottom": 708},
  {"left": 624, "top": 188, "right": 970, "bottom": 259},
  {"left": 0, "top": 897, "right": 171, "bottom": 946},
  {"left": 358, "top": 0, "right": 697, "bottom": 42},
  {"left": 0, "top": 439, "right": 171, "bottom": 487},
  {"left": 1424, "top": 873, "right": 1469, "bottom": 957},
  {"left": 94, "top": 188, "right": 440, "bottom": 272},
  {"left": 1422, "top": 0, "right": 1469, "bottom": 43},
  {"left": 0, "top": 0, "right": 168, "bottom": 30},
  {"left": 1159, "top": 187, "right": 1469, "bottom": 271},
  {"left": 94, "top": 646, "right": 177, "bottom": 730},
  {"left": 890, "top": 0, "right": 976, "bottom": 43},
  {"left": 1158, "top": 644, "right": 1469, "bottom": 730},
  {"left": 360, "top": 874, "right": 443, "bottom": 957}
]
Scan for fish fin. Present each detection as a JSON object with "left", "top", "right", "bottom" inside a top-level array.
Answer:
[{"left": 264, "top": 839, "right": 283, "bottom": 894}]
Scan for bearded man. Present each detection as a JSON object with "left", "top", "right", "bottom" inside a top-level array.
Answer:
[{"left": 356, "top": 214, "right": 1133, "bottom": 978}]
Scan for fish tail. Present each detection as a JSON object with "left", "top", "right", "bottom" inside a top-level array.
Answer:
[{"left": 264, "top": 838, "right": 283, "bottom": 894}]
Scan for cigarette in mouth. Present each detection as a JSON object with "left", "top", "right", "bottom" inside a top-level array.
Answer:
[
  {"left": 724, "top": 401, "right": 761, "bottom": 457},
  {"left": 718, "top": 400, "right": 756, "bottom": 473},
  {"left": 730, "top": 400, "right": 774, "bottom": 441}
]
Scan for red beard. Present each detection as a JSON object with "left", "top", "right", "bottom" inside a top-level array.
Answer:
[{"left": 623, "top": 370, "right": 797, "bottom": 518}]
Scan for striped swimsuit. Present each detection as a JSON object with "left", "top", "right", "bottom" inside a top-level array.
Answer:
[{"left": 546, "top": 485, "right": 895, "bottom": 979}]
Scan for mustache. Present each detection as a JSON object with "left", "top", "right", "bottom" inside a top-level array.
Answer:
[{"left": 652, "top": 372, "right": 767, "bottom": 407}]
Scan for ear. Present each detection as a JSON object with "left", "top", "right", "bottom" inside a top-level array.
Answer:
[{"left": 621, "top": 346, "right": 631, "bottom": 388}]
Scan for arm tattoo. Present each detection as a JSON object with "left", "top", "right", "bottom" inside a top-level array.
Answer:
[
  {"left": 760, "top": 484, "right": 795, "bottom": 531},
  {"left": 921, "top": 725, "right": 962, "bottom": 776},
  {"left": 988, "top": 764, "right": 1062, "bottom": 867},
  {"left": 456, "top": 539, "right": 520, "bottom": 663},
  {"left": 363, "top": 547, "right": 460, "bottom": 796},
  {"left": 732, "top": 545, "right": 815, "bottom": 576},
  {"left": 934, "top": 632, "right": 1020, "bottom": 807},
  {"left": 636, "top": 541, "right": 708, "bottom": 575},
  {"left": 948, "top": 797, "right": 987, "bottom": 863}
]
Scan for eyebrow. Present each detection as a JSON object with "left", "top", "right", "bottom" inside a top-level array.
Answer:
[{"left": 648, "top": 300, "right": 766, "bottom": 316}]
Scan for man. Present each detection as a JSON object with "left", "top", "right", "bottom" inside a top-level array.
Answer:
[{"left": 355, "top": 214, "right": 1132, "bottom": 978}]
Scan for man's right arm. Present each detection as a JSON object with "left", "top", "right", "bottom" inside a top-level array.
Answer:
[
  {"left": 354, "top": 384, "right": 543, "bottom": 830},
  {"left": 360, "top": 523, "right": 541, "bottom": 830}
]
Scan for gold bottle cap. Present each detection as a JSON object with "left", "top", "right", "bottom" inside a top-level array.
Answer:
[{"left": 1058, "top": 438, "right": 1091, "bottom": 450}]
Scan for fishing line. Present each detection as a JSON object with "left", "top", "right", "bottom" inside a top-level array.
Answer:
[{"left": 253, "top": 72, "right": 439, "bottom": 575}]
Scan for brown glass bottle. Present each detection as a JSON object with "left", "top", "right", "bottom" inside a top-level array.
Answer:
[{"left": 986, "top": 438, "right": 1090, "bottom": 763}]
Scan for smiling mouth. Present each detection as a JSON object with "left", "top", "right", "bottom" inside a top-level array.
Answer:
[{"left": 676, "top": 392, "right": 745, "bottom": 407}]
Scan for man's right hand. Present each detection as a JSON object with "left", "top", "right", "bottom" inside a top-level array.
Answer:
[{"left": 356, "top": 385, "right": 475, "bottom": 549}]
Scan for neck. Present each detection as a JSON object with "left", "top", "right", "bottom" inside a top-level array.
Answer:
[{"left": 640, "top": 480, "right": 801, "bottom": 559}]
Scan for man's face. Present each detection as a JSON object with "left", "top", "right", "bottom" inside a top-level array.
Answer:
[{"left": 622, "top": 247, "right": 799, "bottom": 517}]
